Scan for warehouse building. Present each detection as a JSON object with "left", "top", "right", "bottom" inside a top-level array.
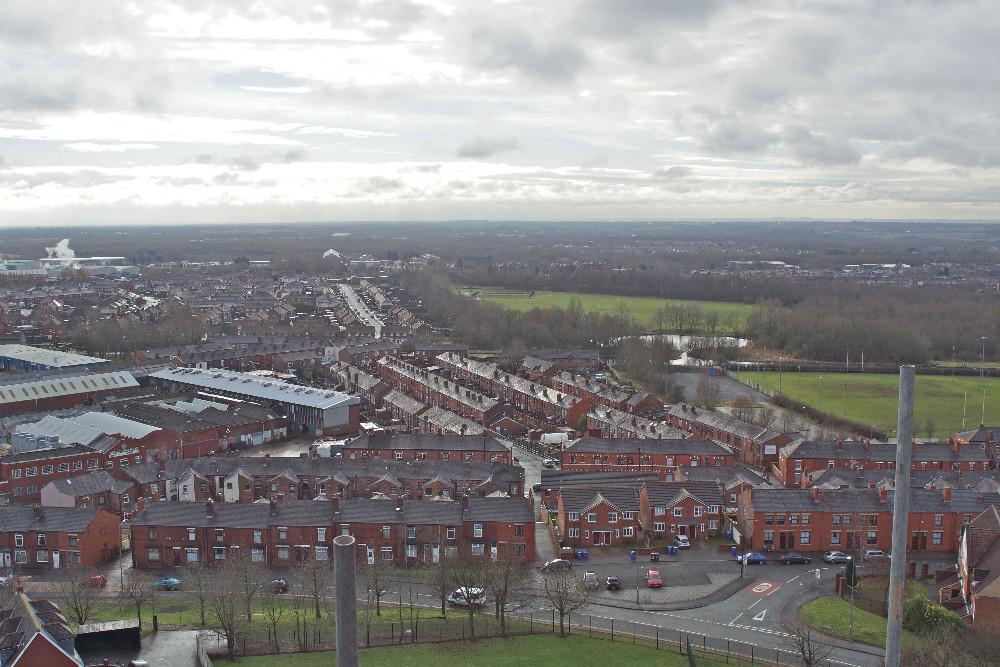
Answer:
[
  {"left": 0, "top": 344, "right": 109, "bottom": 372},
  {"left": 149, "top": 367, "right": 359, "bottom": 436},
  {"left": 0, "top": 370, "right": 140, "bottom": 417}
]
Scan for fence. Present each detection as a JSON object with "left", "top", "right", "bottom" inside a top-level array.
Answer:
[{"left": 195, "top": 633, "right": 214, "bottom": 667}]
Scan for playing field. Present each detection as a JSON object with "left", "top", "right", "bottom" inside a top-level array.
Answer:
[
  {"left": 736, "top": 370, "right": 1000, "bottom": 436},
  {"left": 463, "top": 288, "right": 751, "bottom": 334}
]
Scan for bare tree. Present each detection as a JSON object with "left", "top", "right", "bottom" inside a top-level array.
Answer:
[
  {"left": 786, "top": 619, "right": 834, "bottom": 667},
  {"left": 228, "top": 549, "right": 265, "bottom": 624},
  {"left": 756, "top": 403, "right": 778, "bottom": 430},
  {"left": 362, "top": 557, "right": 391, "bottom": 617},
  {"left": 294, "top": 553, "right": 332, "bottom": 620},
  {"left": 209, "top": 558, "right": 251, "bottom": 661},
  {"left": 53, "top": 567, "right": 105, "bottom": 625},
  {"left": 780, "top": 411, "right": 801, "bottom": 433},
  {"left": 260, "top": 586, "right": 287, "bottom": 653},
  {"left": 119, "top": 573, "right": 156, "bottom": 630},
  {"left": 485, "top": 552, "right": 524, "bottom": 637},
  {"left": 184, "top": 559, "right": 211, "bottom": 626},
  {"left": 731, "top": 395, "right": 755, "bottom": 422},
  {"left": 540, "top": 570, "right": 590, "bottom": 637},
  {"left": 429, "top": 556, "right": 455, "bottom": 617},
  {"left": 450, "top": 557, "right": 489, "bottom": 640},
  {"left": 902, "top": 626, "right": 1000, "bottom": 667},
  {"left": 695, "top": 375, "right": 722, "bottom": 410}
]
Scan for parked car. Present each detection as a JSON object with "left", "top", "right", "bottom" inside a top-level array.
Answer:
[
  {"left": 153, "top": 576, "right": 183, "bottom": 591},
  {"left": 778, "top": 552, "right": 812, "bottom": 565},
  {"left": 863, "top": 549, "right": 889, "bottom": 561},
  {"left": 672, "top": 535, "right": 691, "bottom": 549},
  {"left": 583, "top": 571, "right": 599, "bottom": 590},
  {"left": 532, "top": 483, "right": 543, "bottom": 493},
  {"left": 606, "top": 576, "right": 621, "bottom": 591},
  {"left": 79, "top": 575, "right": 107, "bottom": 588},
  {"left": 645, "top": 569, "right": 664, "bottom": 588},
  {"left": 538, "top": 558, "right": 573, "bottom": 572},
  {"left": 541, "top": 458, "right": 560, "bottom": 469},
  {"left": 823, "top": 551, "right": 850, "bottom": 564},
  {"left": 739, "top": 551, "right": 768, "bottom": 565},
  {"left": 447, "top": 587, "right": 487, "bottom": 607},
  {"left": 272, "top": 578, "right": 289, "bottom": 593}
]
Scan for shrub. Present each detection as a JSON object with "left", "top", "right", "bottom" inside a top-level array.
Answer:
[{"left": 903, "top": 596, "right": 963, "bottom": 634}]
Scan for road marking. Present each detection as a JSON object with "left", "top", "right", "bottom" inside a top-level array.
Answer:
[
  {"left": 752, "top": 609, "right": 767, "bottom": 622},
  {"left": 747, "top": 581, "right": 782, "bottom": 596},
  {"left": 785, "top": 575, "right": 800, "bottom": 584},
  {"left": 728, "top": 612, "right": 744, "bottom": 625},
  {"left": 746, "top": 599, "right": 762, "bottom": 610}
]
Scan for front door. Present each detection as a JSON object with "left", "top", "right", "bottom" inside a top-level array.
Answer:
[
  {"left": 365, "top": 545, "right": 375, "bottom": 565},
  {"left": 2, "top": 551, "right": 10, "bottom": 568},
  {"left": 52, "top": 552, "right": 60, "bottom": 569},
  {"left": 779, "top": 532, "right": 795, "bottom": 550},
  {"left": 431, "top": 544, "right": 440, "bottom": 564},
  {"left": 678, "top": 525, "right": 686, "bottom": 536}
]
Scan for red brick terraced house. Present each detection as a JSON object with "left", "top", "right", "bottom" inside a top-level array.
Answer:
[
  {"left": 774, "top": 439, "right": 993, "bottom": 489},
  {"left": 586, "top": 407, "right": 685, "bottom": 440},
  {"left": 561, "top": 437, "right": 735, "bottom": 477},
  {"left": 0, "top": 593, "right": 83, "bottom": 667},
  {"left": 551, "top": 372, "right": 661, "bottom": 416},
  {"left": 665, "top": 404, "right": 792, "bottom": 469},
  {"left": 344, "top": 433, "right": 512, "bottom": 465},
  {"left": 557, "top": 485, "right": 642, "bottom": 547},
  {"left": 738, "top": 486, "right": 1000, "bottom": 555},
  {"left": 461, "top": 497, "right": 535, "bottom": 562},
  {"left": 40, "top": 471, "right": 138, "bottom": 517},
  {"left": 0, "top": 504, "right": 120, "bottom": 571},
  {"left": 375, "top": 356, "right": 502, "bottom": 424},
  {"left": 639, "top": 481, "right": 725, "bottom": 542},
  {"left": 330, "top": 362, "right": 390, "bottom": 408}
]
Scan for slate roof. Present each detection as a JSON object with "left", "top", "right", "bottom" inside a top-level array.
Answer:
[
  {"left": 678, "top": 465, "right": 770, "bottom": 487},
  {"left": 382, "top": 389, "right": 427, "bottom": 415},
  {"left": 335, "top": 499, "right": 402, "bottom": 523},
  {"left": 47, "top": 471, "right": 131, "bottom": 497},
  {"left": 751, "top": 488, "right": 1000, "bottom": 514},
  {"left": 402, "top": 501, "right": 464, "bottom": 525},
  {"left": 644, "top": 481, "right": 724, "bottom": 508},
  {"left": 0, "top": 505, "right": 106, "bottom": 532},
  {"left": 464, "top": 496, "right": 533, "bottom": 523},
  {"left": 347, "top": 433, "right": 508, "bottom": 454},
  {"left": 559, "top": 486, "right": 640, "bottom": 513},
  {"left": 565, "top": 437, "right": 731, "bottom": 457},
  {"left": 132, "top": 499, "right": 333, "bottom": 528},
  {"left": 0, "top": 593, "right": 80, "bottom": 667},
  {"left": 540, "top": 469, "right": 660, "bottom": 490},
  {"left": 782, "top": 440, "right": 989, "bottom": 463}
]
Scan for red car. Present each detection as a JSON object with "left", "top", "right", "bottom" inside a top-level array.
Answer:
[
  {"left": 645, "top": 569, "right": 664, "bottom": 588},
  {"left": 80, "top": 575, "right": 107, "bottom": 589}
]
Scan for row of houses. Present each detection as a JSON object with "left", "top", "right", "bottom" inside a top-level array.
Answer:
[
  {"left": 551, "top": 371, "right": 660, "bottom": 415},
  {"left": 586, "top": 406, "right": 686, "bottom": 440},
  {"left": 129, "top": 495, "right": 535, "bottom": 568},
  {"left": 375, "top": 356, "right": 502, "bottom": 424}
]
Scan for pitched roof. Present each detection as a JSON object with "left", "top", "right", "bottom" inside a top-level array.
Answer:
[
  {"left": 347, "top": 433, "right": 507, "bottom": 453},
  {"left": 151, "top": 367, "right": 358, "bottom": 409},
  {"left": 565, "top": 437, "right": 731, "bottom": 457},
  {"left": 46, "top": 471, "right": 132, "bottom": 497},
  {"left": 751, "top": 488, "right": 1000, "bottom": 514},
  {"left": 644, "top": 481, "right": 724, "bottom": 508},
  {"left": 464, "top": 496, "right": 533, "bottom": 523},
  {"left": 131, "top": 500, "right": 332, "bottom": 528},
  {"left": 559, "top": 486, "right": 640, "bottom": 513},
  {"left": 0, "top": 505, "right": 107, "bottom": 533}
]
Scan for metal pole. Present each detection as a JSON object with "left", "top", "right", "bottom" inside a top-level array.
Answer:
[
  {"left": 847, "top": 556, "right": 855, "bottom": 641},
  {"left": 333, "top": 534, "right": 358, "bottom": 667},
  {"left": 885, "top": 365, "right": 915, "bottom": 667}
]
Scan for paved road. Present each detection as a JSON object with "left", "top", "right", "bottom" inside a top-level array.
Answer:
[{"left": 339, "top": 284, "right": 384, "bottom": 338}]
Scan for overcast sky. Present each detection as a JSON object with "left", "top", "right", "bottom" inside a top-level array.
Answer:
[{"left": 1, "top": 0, "right": 999, "bottom": 225}]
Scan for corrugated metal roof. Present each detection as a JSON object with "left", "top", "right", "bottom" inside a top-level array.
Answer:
[
  {"left": 68, "top": 411, "right": 161, "bottom": 439},
  {"left": 150, "top": 367, "right": 359, "bottom": 409},
  {"left": 0, "top": 344, "right": 109, "bottom": 368},
  {"left": 15, "top": 415, "right": 104, "bottom": 446},
  {"left": 0, "top": 371, "right": 139, "bottom": 406}
]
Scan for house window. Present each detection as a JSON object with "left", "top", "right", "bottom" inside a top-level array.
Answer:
[
  {"left": 623, "top": 511, "right": 635, "bottom": 520},
  {"left": 568, "top": 512, "right": 579, "bottom": 521},
  {"left": 25, "top": 467, "right": 36, "bottom": 477},
  {"left": 341, "top": 524, "right": 351, "bottom": 536},
  {"left": 693, "top": 507, "right": 703, "bottom": 518},
  {"left": 14, "top": 550, "right": 26, "bottom": 564},
  {"left": 11, "top": 487, "right": 21, "bottom": 497},
  {"left": 11, "top": 469, "right": 21, "bottom": 479},
  {"left": 653, "top": 522, "right": 665, "bottom": 533},
  {"left": 279, "top": 527, "right": 288, "bottom": 541},
  {"left": 709, "top": 520, "right": 719, "bottom": 530},
  {"left": 514, "top": 524, "right": 524, "bottom": 537},
  {"left": 381, "top": 525, "right": 391, "bottom": 538},
  {"left": 36, "top": 550, "right": 49, "bottom": 563},
  {"left": 708, "top": 506, "right": 719, "bottom": 514},
  {"left": 73, "top": 461, "right": 82, "bottom": 471},
  {"left": 843, "top": 514, "right": 851, "bottom": 525},
  {"left": 277, "top": 546, "right": 290, "bottom": 560},
  {"left": 867, "top": 531, "right": 878, "bottom": 545},
  {"left": 934, "top": 514, "right": 943, "bottom": 527},
  {"left": 673, "top": 507, "right": 683, "bottom": 517},
  {"left": 407, "top": 526, "right": 416, "bottom": 539},
  {"left": 271, "top": 483, "right": 278, "bottom": 492},
  {"left": 623, "top": 527, "right": 634, "bottom": 537},
  {"left": 765, "top": 514, "right": 774, "bottom": 525},
  {"left": 608, "top": 513, "right": 618, "bottom": 523},
  {"left": 380, "top": 546, "right": 393, "bottom": 560},
  {"left": 318, "top": 528, "right": 327, "bottom": 542},
  {"left": 148, "top": 547, "right": 161, "bottom": 562},
  {"left": 41, "top": 465, "right": 53, "bottom": 475},
  {"left": 214, "top": 547, "right": 227, "bottom": 560},
  {"left": 471, "top": 543, "right": 484, "bottom": 556},
  {"left": 58, "top": 463, "right": 69, "bottom": 473},
  {"left": 251, "top": 530, "right": 261, "bottom": 544},
  {"left": 932, "top": 531, "right": 943, "bottom": 546},
  {"left": 37, "top": 534, "right": 46, "bottom": 546},
  {"left": 763, "top": 530, "right": 774, "bottom": 542},
  {"left": 123, "top": 495, "right": 130, "bottom": 505},
  {"left": 252, "top": 547, "right": 265, "bottom": 562},
  {"left": 827, "top": 460, "right": 835, "bottom": 469},
  {"left": 473, "top": 523, "right": 483, "bottom": 537},
  {"left": 316, "top": 546, "right": 329, "bottom": 560},
  {"left": 188, "top": 528, "right": 196, "bottom": 541},
  {"left": 186, "top": 548, "right": 199, "bottom": 562},
  {"left": 568, "top": 528, "right": 580, "bottom": 538},
  {"left": 447, "top": 527, "right": 456, "bottom": 540},
  {"left": 831, "top": 531, "right": 841, "bottom": 545},
  {"left": 801, "top": 514, "right": 810, "bottom": 525},
  {"left": 789, "top": 514, "right": 798, "bottom": 525},
  {"left": 833, "top": 515, "right": 841, "bottom": 525},
  {"left": 148, "top": 528, "right": 157, "bottom": 540},
  {"left": 14, "top": 534, "right": 24, "bottom": 547},
  {"left": 215, "top": 528, "right": 224, "bottom": 543},
  {"left": 68, "top": 534, "right": 78, "bottom": 547},
  {"left": 587, "top": 513, "right": 597, "bottom": 523},
  {"left": 395, "top": 451, "right": 403, "bottom": 460},
  {"left": 654, "top": 506, "right": 665, "bottom": 516},
  {"left": 800, "top": 531, "right": 811, "bottom": 545}
]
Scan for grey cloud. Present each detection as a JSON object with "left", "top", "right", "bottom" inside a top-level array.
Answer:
[
  {"left": 457, "top": 138, "right": 519, "bottom": 159},
  {"left": 195, "top": 149, "right": 309, "bottom": 171},
  {"left": 782, "top": 127, "right": 860, "bottom": 166},
  {"left": 703, "top": 121, "right": 778, "bottom": 155},
  {"left": 653, "top": 166, "right": 692, "bottom": 179},
  {"left": 891, "top": 135, "right": 1000, "bottom": 169},
  {"left": 458, "top": 22, "right": 587, "bottom": 83}
]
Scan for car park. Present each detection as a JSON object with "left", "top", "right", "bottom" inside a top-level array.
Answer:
[
  {"left": 583, "top": 571, "right": 599, "bottom": 590},
  {"left": 672, "top": 535, "right": 691, "bottom": 549},
  {"left": 79, "top": 575, "right": 107, "bottom": 588},
  {"left": 153, "top": 576, "right": 183, "bottom": 591},
  {"left": 447, "top": 587, "right": 487, "bottom": 607},
  {"left": 778, "top": 552, "right": 811, "bottom": 565},
  {"left": 606, "top": 576, "right": 621, "bottom": 591},
  {"left": 863, "top": 549, "right": 889, "bottom": 561},
  {"left": 538, "top": 558, "right": 573, "bottom": 572},
  {"left": 645, "top": 569, "right": 664, "bottom": 588},
  {"left": 823, "top": 551, "right": 850, "bottom": 564},
  {"left": 739, "top": 551, "right": 768, "bottom": 565}
]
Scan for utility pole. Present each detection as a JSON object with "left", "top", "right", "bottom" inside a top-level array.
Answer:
[
  {"left": 334, "top": 534, "right": 359, "bottom": 667},
  {"left": 885, "top": 365, "right": 915, "bottom": 667}
]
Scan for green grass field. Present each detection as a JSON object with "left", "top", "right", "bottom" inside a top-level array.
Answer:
[
  {"left": 735, "top": 370, "right": 1000, "bottom": 436},
  {"left": 799, "top": 580, "right": 927, "bottom": 648},
  {"left": 220, "top": 634, "right": 732, "bottom": 667},
  {"left": 462, "top": 288, "right": 751, "bottom": 334}
]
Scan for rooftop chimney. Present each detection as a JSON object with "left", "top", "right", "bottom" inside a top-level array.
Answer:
[
  {"left": 878, "top": 486, "right": 888, "bottom": 502},
  {"left": 835, "top": 439, "right": 844, "bottom": 451},
  {"left": 32, "top": 504, "right": 43, "bottom": 521},
  {"left": 206, "top": 499, "right": 215, "bottom": 518},
  {"left": 269, "top": 498, "right": 278, "bottom": 516},
  {"left": 943, "top": 487, "right": 952, "bottom": 502},
  {"left": 811, "top": 487, "right": 821, "bottom": 503},
  {"left": 953, "top": 438, "right": 961, "bottom": 456},
  {"left": 867, "top": 481, "right": 875, "bottom": 489}
]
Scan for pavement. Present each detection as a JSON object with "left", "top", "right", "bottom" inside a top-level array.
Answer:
[{"left": 78, "top": 630, "right": 203, "bottom": 667}]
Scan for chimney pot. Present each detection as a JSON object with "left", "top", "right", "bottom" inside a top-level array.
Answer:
[
  {"left": 878, "top": 486, "right": 888, "bottom": 502},
  {"left": 811, "top": 487, "right": 821, "bottom": 502},
  {"left": 206, "top": 499, "right": 215, "bottom": 518},
  {"left": 943, "top": 486, "right": 952, "bottom": 502}
]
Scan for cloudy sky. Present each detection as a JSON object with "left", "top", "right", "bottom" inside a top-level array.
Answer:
[{"left": 1, "top": 0, "right": 999, "bottom": 225}]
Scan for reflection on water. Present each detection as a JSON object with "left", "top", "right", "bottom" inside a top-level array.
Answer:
[{"left": 638, "top": 334, "right": 750, "bottom": 366}]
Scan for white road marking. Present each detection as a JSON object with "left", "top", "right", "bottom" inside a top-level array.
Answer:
[
  {"left": 785, "top": 575, "right": 800, "bottom": 584},
  {"left": 746, "top": 598, "right": 762, "bottom": 610},
  {"left": 728, "top": 612, "right": 744, "bottom": 625},
  {"left": 752, "top": 609, "right": 767, "bottom": 622}
]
